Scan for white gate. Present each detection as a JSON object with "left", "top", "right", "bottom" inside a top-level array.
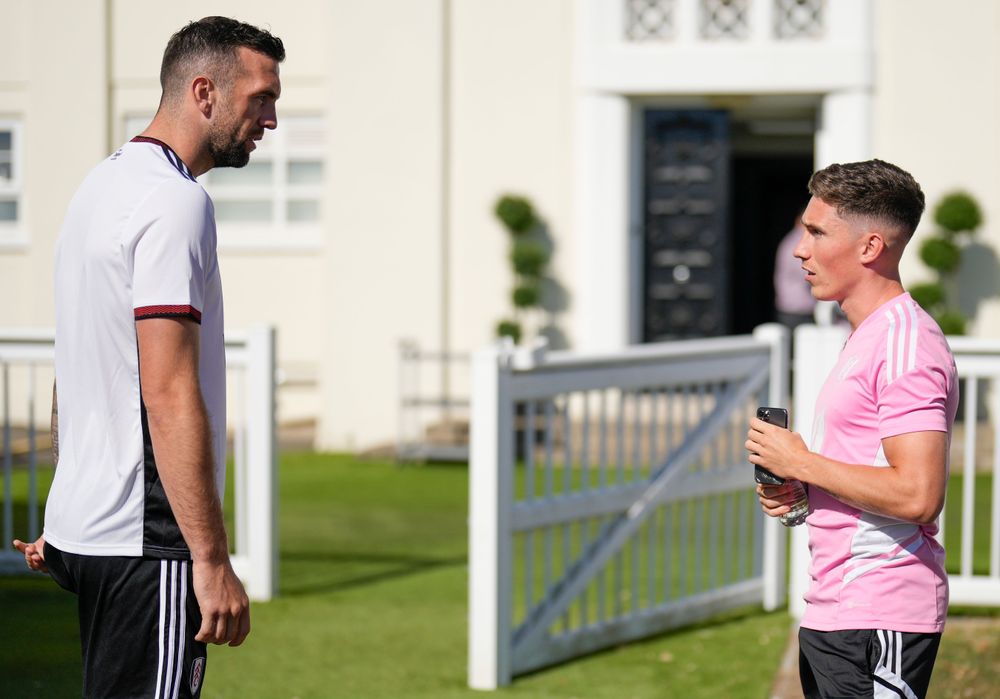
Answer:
[
  {"left": 469, "top": 325, "right": 790, "bottom": 689},
  {"left": 0, "top": 326, "right": 278, "bottom": 601},
  {"left": 789, "top": 327, "right": 1000, "bottom": 615}
]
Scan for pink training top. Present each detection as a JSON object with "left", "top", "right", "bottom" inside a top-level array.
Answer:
[{"left": 802, "top": 293, "right": 959, "bottom": 633}]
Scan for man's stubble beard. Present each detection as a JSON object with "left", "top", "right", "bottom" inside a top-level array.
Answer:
[{"left": 207, "top": 114, "right": 250, "bottom": 169}]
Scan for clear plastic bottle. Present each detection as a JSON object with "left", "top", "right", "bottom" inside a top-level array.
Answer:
[{"left": 780, "top": 480, "right": 810, "bottom": 527}]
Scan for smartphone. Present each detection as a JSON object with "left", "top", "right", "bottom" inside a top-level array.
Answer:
[{"left": 754, "top": 406, "right": 788, "bottom": 486}]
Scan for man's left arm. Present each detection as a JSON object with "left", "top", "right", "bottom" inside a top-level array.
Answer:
[{"left": 748, "top": 422, "right": 948, "bottom": 524}]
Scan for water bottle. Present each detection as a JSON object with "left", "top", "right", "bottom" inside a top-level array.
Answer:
[{"left": 780, "top": 480, "right": 809, "bottom": 527}]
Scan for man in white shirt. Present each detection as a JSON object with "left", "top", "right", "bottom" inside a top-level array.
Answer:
[{"left": 13, "top": 16, "right": 283, "bottom": 698}]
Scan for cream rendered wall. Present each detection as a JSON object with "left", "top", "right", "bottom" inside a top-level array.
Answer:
[
  {"left": 874, "top": 0, "right": 1000, "bottom": 336},
  {"left": 314, "top": 0, "right": 576, "bottom": 450},
  {"left": 317, "top": 0, "right": 446, "bottom": 450},
  {"left": 0, "top": 1, "right": 107, "bottom": 328},
  {"left": 449, "top": 0, "right": 576, "bottom": 358}
]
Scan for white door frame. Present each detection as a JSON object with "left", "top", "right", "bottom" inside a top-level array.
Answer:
[{"left": 572, "top": 0, "right": 874, "bottom": 352}]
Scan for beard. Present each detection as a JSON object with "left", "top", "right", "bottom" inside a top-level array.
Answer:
[{"left": 207, "top": 119, "right": 251, "bottom": 169}]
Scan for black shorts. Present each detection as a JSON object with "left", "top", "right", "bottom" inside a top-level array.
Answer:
[
  {"left": 799, "top": 626, "right": 941, "bottom": 699},
  {"left": 45, "top": 542, "right": 207, "bottom": 699}
]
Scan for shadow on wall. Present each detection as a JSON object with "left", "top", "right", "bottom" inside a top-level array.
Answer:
[
  {"left": 536, "top": 220, "right": 571, "bottom": 350},
  {"left": 957, "top": 241, "right": 1000, "bottom": 325}
]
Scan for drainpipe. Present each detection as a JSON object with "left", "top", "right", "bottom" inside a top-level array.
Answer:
[{"left": 440, "top": 0, "right": 452, "bottom": 422}]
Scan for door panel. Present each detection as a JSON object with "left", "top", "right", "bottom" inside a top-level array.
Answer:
[{"left": 642, "top": 110, "right": 730, "bottom": 341}]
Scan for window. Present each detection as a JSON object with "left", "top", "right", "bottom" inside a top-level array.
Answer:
[
  {"left": 0, "top": 120, "right": 23, "bottom": 244},
  {"left": 123, "top": 115, "right": 326, "bottom": 251}
]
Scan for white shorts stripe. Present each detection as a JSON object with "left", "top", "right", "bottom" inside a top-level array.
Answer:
[
  {"left": 873, "top": 629, "right": 919, "bottom": 699},
  {"left": 164, "top": 561, "right": 178, "bottom": 699},
  {"left": 154, "top": 561, "right": 168, "bottom": 699},
  {"left": 171, "top": 561, "right": 188, "bottom": 699}
]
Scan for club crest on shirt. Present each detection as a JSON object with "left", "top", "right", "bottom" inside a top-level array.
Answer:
[
  {"left": 190, "top": 656, "right": 205, "bottom": 694},
  {"left": 838, "top": 355, "right": 860, "bottom": 381}
]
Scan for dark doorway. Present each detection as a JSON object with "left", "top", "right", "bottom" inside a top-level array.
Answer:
[
  {"left": 729, "top": 154, "right": 814, "bottom": 334},
  {"left": 638, "top": 105, "right": 816, "bottom": 341}
]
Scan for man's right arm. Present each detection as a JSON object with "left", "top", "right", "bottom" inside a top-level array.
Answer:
[{"left": 136, "top": 316, "right": 250, "bottom": 647}]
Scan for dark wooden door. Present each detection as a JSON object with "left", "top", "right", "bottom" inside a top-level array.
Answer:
[{"left": 642, "top": 110, "right": 730, "bottom": 341}]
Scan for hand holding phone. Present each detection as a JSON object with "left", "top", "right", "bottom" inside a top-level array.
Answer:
[
  {"left": 753, "top": 406, "right": 788, "bottom": 486},
  {"left": 752, "top": 406, "right": 810, "bottom": 527}
]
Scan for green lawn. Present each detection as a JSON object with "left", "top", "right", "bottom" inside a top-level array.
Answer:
[
  {"left": 1, "top": 453, "right": 789, "bottom": 698},
  {"left": 1, "top": 455, "right": 995, "bottom": 698}
]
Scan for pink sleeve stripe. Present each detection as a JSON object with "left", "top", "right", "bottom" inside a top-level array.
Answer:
[{"left": 134, "top": 305, "right": 202, "bottom": 323}]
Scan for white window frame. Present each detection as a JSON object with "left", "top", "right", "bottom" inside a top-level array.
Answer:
[
  {"left": 204, "top": 114, "right": 325, "bottom": 252},
  {"left": 0, "top": 119, "right": 26, "bottom": 249},
  {"left": 122, "top": 114, "right": 325, "bottom": 252}
]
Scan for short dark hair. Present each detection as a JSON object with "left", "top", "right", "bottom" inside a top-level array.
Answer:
[
  {"left": 160, "top": 17, "right": 285, "bottom": 102},
  {"left": 808, "top": 159, "right": 925, "bottom": 238}
]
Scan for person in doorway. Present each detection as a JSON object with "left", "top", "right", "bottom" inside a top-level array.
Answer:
[
  {"left": 746, "top": 159, "right": 958, "bottom": 699},
  {"left": 12, "top": 17, "right": 284, "bottom": 698},
  {"left": 774, "top": 212, "right": 816, "bottom": 330}
]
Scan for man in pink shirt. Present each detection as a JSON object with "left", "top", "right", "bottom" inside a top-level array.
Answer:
[{"left": 746, "top": 159, "right": 958, "bottom": 699}]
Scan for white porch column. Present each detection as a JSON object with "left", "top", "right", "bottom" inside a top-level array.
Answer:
[
  {"left": 814, "top": 88, "right": 873, "bottom": 168},
  {"left": 574, "top": 92, "right": 631, "bottom": 352},
  {"left": 789, "top": 323, "right": 849, "bottom": 618}
]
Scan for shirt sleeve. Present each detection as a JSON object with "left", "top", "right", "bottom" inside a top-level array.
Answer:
[
  {"left": 131, "top": 180, "right": 216, "bottom": 324},
  {"left": 877, "top": 356, "right": 953, "bottom": 438}
]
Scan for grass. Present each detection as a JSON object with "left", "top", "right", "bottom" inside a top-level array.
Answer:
[
  {"left": 0, "top": 455, "right": 996, "bottom": 698},
  {"left": 1, "top": 453, "right": 789, "bottom": 698}
]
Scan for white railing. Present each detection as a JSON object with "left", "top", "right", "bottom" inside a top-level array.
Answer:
[
  {"left": 789, "top": 326, "right": 1000, "bottom": 616},
  {"left": 0, "top": 326, "right": 278, "bottom": 601},
  {"left": 469, "top": 325, "right": 789, "bottom": 689},
  {"left": 397, "top": 340, "right": 470, "bottom": 462}
]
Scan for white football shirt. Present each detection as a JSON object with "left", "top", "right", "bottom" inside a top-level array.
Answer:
[{"left": 45, "top": 137, "right": 226, "bottom": 558}]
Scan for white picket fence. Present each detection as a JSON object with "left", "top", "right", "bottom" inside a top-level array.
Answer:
[
  {"left": 0, "top": 326, "right": 278, "bottom": 601},
  {"left": 469, "top": 325, "right": 790, "bottom": 689},
  {"left": 470, "top": 322, "right": 1000, "bottom": 689}
]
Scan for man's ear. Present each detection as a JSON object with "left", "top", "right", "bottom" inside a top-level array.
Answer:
[
  {"left": 191, "top": 76, "right": 214, "bottom": 118},
  {"left": 859, "top": 232, "right": 886, "bottom": 264}
]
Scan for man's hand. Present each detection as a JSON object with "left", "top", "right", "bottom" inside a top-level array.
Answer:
[
  {"left": 746, "top": 417, "right": 810, "bottom": 482},
  {"left": 12, "top": 536, "right": 48, "bottom": 573},
  {"left": 756, "top": 482, "right": 806, "bottom": 518},
  {"left": 192, "top": 559, "right": 251, "bottom": 647}
]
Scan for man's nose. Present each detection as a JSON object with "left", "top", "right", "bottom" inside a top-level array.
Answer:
[
  {"left": 261, "top": 104, "right": 277, "bottom": 130},
  {"left": 793, "top": 230, "right": 809, "bottom": 260}
]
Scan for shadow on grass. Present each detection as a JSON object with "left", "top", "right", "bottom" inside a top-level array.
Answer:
[
  {"left": 513, "top": 602, "right": 774, "bottom": 681},
  {"left": 279, "top": 551, "right": 467, "bottom": 597}
]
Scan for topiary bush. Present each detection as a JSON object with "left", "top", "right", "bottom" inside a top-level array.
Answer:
[
  {"left": 496, "top": 319, "right": 522, "bottom": 344},
  {"left": 910, "top": 190, "right": 984, "bottom": 335},
  {"left": 510, "top": 239, "right": 549, "bottom": 277},
  {"left": 919, "top": 237, "right": 961, "bottom": 274},
  {"left": 512, "top": 283, "right": 540, "bottom": 309},
  {"left": 934, "top": 192, "right": 982, "bottom": 235},
  {"left": 909, "top": 282, "right": 945, "bottom": 310},
  {"left": 494, "top": 196, "right": 536, "bottom": 235},
  {"left": 494, "top": 193, "right": 549, "bottom": 343}
]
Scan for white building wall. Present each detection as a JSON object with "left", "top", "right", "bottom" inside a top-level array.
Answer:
[
  {"left": 873, "top": 0, "right": 1000, "bottom": 336},
  {"left": 0, "top": 0, "right": 107, "bottom": 327},
  {"left": 316, "top": 0, "right": 446, "bottom": 450},
  {"left": 449, "top": 0, "right": 576, "bottom": 364}
]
